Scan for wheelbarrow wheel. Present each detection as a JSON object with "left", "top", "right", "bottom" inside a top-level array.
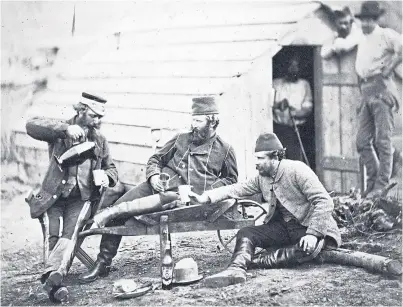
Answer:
[{"left": 217, "top": 199, "right": 268, "bottom": 254}]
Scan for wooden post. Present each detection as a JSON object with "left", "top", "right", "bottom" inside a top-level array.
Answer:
[{"left": 159, "top": 215, "right": 169, "bottom": 263}]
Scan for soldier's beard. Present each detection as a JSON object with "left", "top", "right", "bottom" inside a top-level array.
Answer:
[
  {"left": 192, "top": 125, "right": 211, "bottom": 145},
  {"left": 92, "top": 122, "right": 102, "bottom": 129}
]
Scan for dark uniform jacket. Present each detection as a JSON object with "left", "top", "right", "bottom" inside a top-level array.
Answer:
[
  {"left": 146, "top": 132, "right": 238, "bottom": 195},
  {"left": 25, "top": 116, "right": 118, "bottom": 219}
]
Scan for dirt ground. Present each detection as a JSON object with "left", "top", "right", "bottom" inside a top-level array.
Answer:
[{"left": 1, "top": 181, "right": 402, "bottom": 307}]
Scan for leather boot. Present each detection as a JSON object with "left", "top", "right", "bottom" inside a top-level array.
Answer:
[
  {"left": 93, "top": 192, "right": 179, "bottom": 228},
  {"left": 249, "top": 244, "right": 306, "bottom": 269},
  {"left": 78, "top": 234, "right": 122, "bottom": 284},
  {"left": 41, "top": 271, "right": 69, "bottom": 303},
  {"left": 203, "top": 237, "right": 255, "bottom": 288}
]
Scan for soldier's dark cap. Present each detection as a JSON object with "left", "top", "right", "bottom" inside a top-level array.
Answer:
[
  {"left": 191, "top": 96, "right": 219, "bottom": 115},
  {"left": 255, "top": 133, "right": 284, "bottom": 153}
]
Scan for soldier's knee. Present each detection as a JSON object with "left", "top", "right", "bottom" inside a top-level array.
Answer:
[{"left": 236, "top": 227, "right": 255, "bottom": 240}]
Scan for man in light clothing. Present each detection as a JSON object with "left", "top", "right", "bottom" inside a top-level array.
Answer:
[
  {"left": 354, "top": 1, "right": 401, "bottom": 198},
  {"left": 189, "top": 133, "right": 341, "bottom": 288},
  {"left": 273, "top": 55, "right": 313, "bottom": 162},
  {"left": 321, "top": 6, "right": 364, "bottom": 59}
]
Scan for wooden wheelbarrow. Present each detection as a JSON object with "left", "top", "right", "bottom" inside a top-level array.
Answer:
[{"left": 76, "top": 198, "right": 268, "bottom": 269}]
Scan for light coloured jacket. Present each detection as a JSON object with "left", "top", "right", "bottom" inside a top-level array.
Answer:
[{"left": 206, "top": 159, "right": 341, "bottom": 247}]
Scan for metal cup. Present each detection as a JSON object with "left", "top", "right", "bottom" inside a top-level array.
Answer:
[
  {"left": 159, "top": 173, "right": 170, "bottom": 190},
  {"left": 93, "top": 170, "right": 105, "bottom": 186},
  {"left": 178, "top": 185, "right": 192, "bottom": 204}
]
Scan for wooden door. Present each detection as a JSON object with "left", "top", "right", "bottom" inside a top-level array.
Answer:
[{"left": 315, "top": 48, "right": 363, "bottom": 193}]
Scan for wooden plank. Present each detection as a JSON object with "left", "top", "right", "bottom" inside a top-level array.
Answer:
[
  {"left": 339, "top": 48, "right": 358, "bottom": 77},
  {"left": 155, "top": 219, "right": 254, "bottom": 234},
  {"left": 47, "top": 77, "right": 234, "bottom": 96},
  {"left": 313, "top": 47, "right": 324, "bottom": 178},
  {"left": 34, "top": 91, "right": 194, "bottom": 113},
  {"left": 14, "top": 124, "right": 180, "bottom": 148},
  {"left": 321, "top": 156, "right": 360, "bottom": 172},
  {"left": 14, "top": 144, "right": 147, "bottom": 187},
  {"left": 322, "top": 85, "right": 341, "bottom": 156},
  {"left": 280, "top": 12, "right": 334, "bottom": 46},
  {"left": 109, "top": 142, "right": 152, "bottom": 165},
  {"left": 24, "top": 103, "right": 191, "bottom": 130},
  {"left": 159, "top": 215, "right": 170, "bottom": 271},
  {"left": 114, "top": 160, "right": 146, "bottom": 186},
  {"left": 240, "top": 53, "right": 273, "bottom": 179},
  {"left": 83, "top": 41, "right": 276, "bottom": 63},
  {"left": 323, "top": 169, "right": 342, "bottom": 193},
  {"left": 116, "top": 23, "right": 292, "bottom": 48},
  {"left": 97, "top": 2, "right": 320, "bottom": 35},
  {"left": 340, "top": 86, "right": 361, "bottom": 158},
  {"left": 15, "top": 130, "right": 156, "bottom": 165},
  {"left": 80, "top": 219, "right": 254, "bottom": 237},
  {"left": 217, "top": 79, "right": 248, "bottom": 180},
  {"left": 101, "top": 125, "right": 178, "bottom": 147},
  {"left": 59, "top": 61, "right": 251, "bottom": 79},
  {"left": 321, "top": 56, "right": 339, "bottom": 75},
  {"left": 323, "top": 73, "right": 358, "bottom": 86}
]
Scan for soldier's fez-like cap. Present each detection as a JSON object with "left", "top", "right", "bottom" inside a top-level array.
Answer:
[
  {"left": 192, "top": 96, "right": 219, "bottom": 116},
  {"left": 81, "top": 92, "right": 107, "bottom": 116},
  {"left": 255, "top": 133, "right": 284, "bottom": 154}
]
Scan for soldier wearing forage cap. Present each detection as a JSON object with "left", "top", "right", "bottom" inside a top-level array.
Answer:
[
  {"left": 189, "top": 133, "right": 341, "bottom": 288},
  {"left": 79, "top": 96, "right": 238, "bottom": 284},
  {"left": 25, "top": 93, "right": 118, "bottom": 302}
]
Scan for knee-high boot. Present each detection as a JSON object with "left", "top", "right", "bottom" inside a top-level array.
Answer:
[
  {"left": 249, "top": 244, "right": 306, "bottom": 269},
  {"left": 78, "top": 225, "right": 123, "bottom": 284},
  {"left": 92, "top": 192, "right": 179, "bottom": 228},
  {"left": 203, "top": 237, "right": 255, "bottom": 288}
]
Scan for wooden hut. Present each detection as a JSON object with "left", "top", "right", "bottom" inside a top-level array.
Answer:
[{"left": 12, "top": 1, "right": 400, "bottom": 193}]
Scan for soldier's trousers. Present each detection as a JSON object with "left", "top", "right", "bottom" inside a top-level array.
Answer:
[
  {"left": 356, "top": 78, "right": 397, "bottom": 193},
  {"left": 44, "top": 196, "right": 91, "bottom": 276}
]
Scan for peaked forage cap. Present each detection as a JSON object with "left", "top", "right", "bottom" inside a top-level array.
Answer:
[{"left": 81, "top": 92, "right": 107, "bottom": 116}]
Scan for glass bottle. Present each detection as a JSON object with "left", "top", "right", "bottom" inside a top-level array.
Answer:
[{"left": 161, "top": 240, "right": 173, "bottom": 290}]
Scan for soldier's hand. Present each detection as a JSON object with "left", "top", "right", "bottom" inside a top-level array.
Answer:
[
  {"left": 299, "top": 234, "right": 318, "bottom": 254},
  {"left": 188, "top": 191, "right": 211, "bottom": 204},
  {"left": 100, "top": 172, "right": 109, "bottom": 188},
  {"left": 66, "top": 125, "right": 85, "bottom": 141},
  {"left": 149, "top": 175, "right": 165, "bottom": 192},
  {"left": 288, "top": 106, "right": 297, "bottom": 117}
]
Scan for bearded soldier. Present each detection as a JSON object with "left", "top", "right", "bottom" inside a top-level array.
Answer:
[
  {"left": 25, "top": 92, "right": 118, "bottom": 302},
  {"left": 79, "top": 96, "right": 238, "bottom": 283}
]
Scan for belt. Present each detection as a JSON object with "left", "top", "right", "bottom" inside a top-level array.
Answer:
[{"left": 358, "top": 73, "right": 384, "bottom": 85}]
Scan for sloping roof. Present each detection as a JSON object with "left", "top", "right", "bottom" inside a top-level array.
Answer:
[{"left": 15, "top": 1, "right": 331, "bottom": 185}]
